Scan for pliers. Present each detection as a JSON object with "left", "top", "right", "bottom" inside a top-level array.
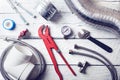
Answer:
[{"left": 38, "top": 25, "right": 76, "bottom": 80}]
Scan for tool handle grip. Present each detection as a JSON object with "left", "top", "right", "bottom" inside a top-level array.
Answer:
[
  {"left": 59, "top": 53, "right": 76, "bottom": 76},
  {"left": 47, "top": 49, "right": 63, "bottom": 80},
  {"left": 88, "top": 36, "right": 113, "bottom": 53}
]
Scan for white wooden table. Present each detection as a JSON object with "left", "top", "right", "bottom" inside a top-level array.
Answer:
[{"left": 0, "top": 0, "right": 120, "bottom": 80}]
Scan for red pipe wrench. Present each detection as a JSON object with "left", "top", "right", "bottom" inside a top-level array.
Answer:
[{"left": 38, "top": 25, "right": 76, "bottom": 80}]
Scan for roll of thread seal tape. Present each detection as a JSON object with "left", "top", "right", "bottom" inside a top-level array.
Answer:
[{"left": 2, "top": 19, "right": 16, "bottom": 30}]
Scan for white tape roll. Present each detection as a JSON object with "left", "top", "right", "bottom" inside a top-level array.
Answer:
[{"left": 2, "top": 19, "right": 16, "bottom": 30}]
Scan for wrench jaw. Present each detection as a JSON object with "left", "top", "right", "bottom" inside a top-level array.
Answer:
[
  {"left": 38, "top": 25, "right": 51, "bottom": 38},
  {"left": 38, "top": 26, "right": 43, "bottom": 38},
  {"left": 45, "top": 25, "right": 50, "bottom": 36},
  {"left": 38, "top": 25, "right": 46, "bottom": 38},
  {"left": 78, "top": 29, "right": 90, "bottom": 39}
]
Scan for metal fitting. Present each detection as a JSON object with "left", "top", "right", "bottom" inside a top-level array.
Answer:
[{"left": 79, "top": 61, "right": 90, "bottom": 74}]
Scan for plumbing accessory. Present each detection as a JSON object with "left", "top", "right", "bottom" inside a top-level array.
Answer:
[
  {"left": 7, "top": 0, "right": 36, "bottom": 25},
  {"left": 13, "top": 0, "right": 36, "bottom": 18},
  {"left": 4, "top": 44, "right": 34, "bottom": 80},
  {"left": 79, "top": 61, "right": 90, "bottom": 74},
  {"left": 35, "top": 0, "right": 57, "bottom": 20},
  {"left": 77, "top": 62, "right": 83, "bottom": 67},
  {"left": 0, "top": 36, "right": 46, "bottom": 80},
  {"left": 7, "top": 0, "right": 29, "bottom": 25},
  {"left": 18, "top": 29, "right": 31, "bottom": 39},
  {"left": 69, "top": 50, "right": 118, "bottom": 80},
  {"left": 65, "top": 0, "right": 120, "bottom": 34},
  {"left": 72, "top": 44, "right": 118, "bottom": 80},
  {"left": 78, "top": 29, "right": 113, "bottom": 53},
  {"left": 61, "top": 26, "right": 75, "bottom": 39},
  {"left": 2, "top": 19, "right": 16, "bottom": 30},
  {"left": 38, "top": 25, "right": 76, "bottom": 80}
]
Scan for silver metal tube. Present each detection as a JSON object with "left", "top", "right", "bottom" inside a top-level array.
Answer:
[
  {"left": 7, "top": 0, "right": 29, "bottom": 25},
  {"left": 14, "top": 1, "right": 36, "bottom": 18}
]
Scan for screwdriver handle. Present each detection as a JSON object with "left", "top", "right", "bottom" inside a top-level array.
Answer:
[{"left": 88, "top": 36, "right": 113, "bottom": 53}]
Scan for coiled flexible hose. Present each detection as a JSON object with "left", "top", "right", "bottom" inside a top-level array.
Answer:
[
  {"left": 69, "top": 44, "right": 118, "bottom": 80},
  {"left": 0, "top": 37, "right": 46, "bottom": 80},
  {"left": 65, "top": 0, "right": 120, "bottom": 34}
]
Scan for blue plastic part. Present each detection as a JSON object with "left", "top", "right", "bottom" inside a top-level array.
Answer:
[{"left": 2, "top": 19, "right": 16, "bottom": 30}]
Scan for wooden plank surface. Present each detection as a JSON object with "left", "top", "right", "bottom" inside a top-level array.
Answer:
[{"left": 0, "top": 0, "right": 120, "bottom": 80}]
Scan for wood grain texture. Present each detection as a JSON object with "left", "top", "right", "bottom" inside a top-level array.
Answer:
[{"left": 0, "top": 0, "right": 120, "bottom": 80}]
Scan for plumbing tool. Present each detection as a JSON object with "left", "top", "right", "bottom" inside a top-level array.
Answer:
[
  {"left": 2, "top": 19, "right": 16, "bottom": 30},
  {"left": 78, "top": 29, "right": 113, "bottom": 53},
  {"left": 38, "top": 25, "right": 76, "bottom": 80}
]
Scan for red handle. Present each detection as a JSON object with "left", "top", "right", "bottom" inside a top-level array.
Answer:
[
  {"left": 59, "top": 53, "right": 76, "bottom": 76},
  {"left": 48, "top": 48, "right": 63, "bottom": 80}
]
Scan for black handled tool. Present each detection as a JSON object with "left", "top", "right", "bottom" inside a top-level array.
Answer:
[{"left": 78, "top": 29, "right": 113, "bottom": 53}]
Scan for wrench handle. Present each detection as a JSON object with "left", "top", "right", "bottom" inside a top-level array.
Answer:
[
  {"left": 59, "top": 53, "right": 76, "bottom": 76},
  {"left": 88, "top": 36, "right": 113, "bottom": 53},
  {"left": 47, "top": 49, "right": 63, "bottom": 80}
]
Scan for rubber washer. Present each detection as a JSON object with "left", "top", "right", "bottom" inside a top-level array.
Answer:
[{"left": 2, "top": 19, "right": 16, "bottom": 30}]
